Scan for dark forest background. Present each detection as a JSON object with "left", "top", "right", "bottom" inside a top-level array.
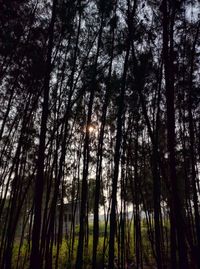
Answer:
[{"left": 0, "top": 0, "right": 200, "bottom": 268}]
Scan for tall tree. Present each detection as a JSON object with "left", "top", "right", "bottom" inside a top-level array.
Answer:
[
  {"left": 108, "top": 37, "right": 130, "bottom": 268},
  {"left": 162, "top": 0, "right": 188, "bottom": 268},
  {"left": 30, "top": 1, "right": 57, "bottom": 268}
]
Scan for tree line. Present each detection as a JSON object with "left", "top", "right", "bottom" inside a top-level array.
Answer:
[{"left": 0, "top": 0, "right": 200, "bottom": 268}]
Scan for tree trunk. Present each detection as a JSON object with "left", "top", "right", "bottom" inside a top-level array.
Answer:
[
  {"left": 30, "top": 1, "right": 57, "bottom": 268},
  {"left": 162, "top": 1, "right": 188, "bottom": 268},
  {"left": 108, "top": 40, "right": 130, "bottom": 269}
]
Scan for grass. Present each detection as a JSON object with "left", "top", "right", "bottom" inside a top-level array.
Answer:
[{"left": 10, "top": 220, "right": 160, "bottom": 268}]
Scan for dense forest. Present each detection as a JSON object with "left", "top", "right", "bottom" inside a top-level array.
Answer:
[{"left": 0, "top": 0, "right": 200, "bottom": 268}]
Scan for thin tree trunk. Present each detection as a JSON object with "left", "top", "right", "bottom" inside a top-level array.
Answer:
[
  {"left": 92, "top": 4, "right": 116, "bottom": 267},
  {"left": 76, "top": 8, "right": 104, "bottom": 268},
  {"left": 188, "top": 21, "right": 200, "bottom": 267},
  {"left": 30, "top": 1, "right": 57, "bottom": 268},
  {"left": 162, "top": 1, "right": 188, "bottom": 268},
  {"left": 108, "top": 39, "right": 130, "bottom": 268}
]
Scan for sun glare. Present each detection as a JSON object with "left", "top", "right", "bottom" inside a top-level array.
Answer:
[{"left": 88, "top": 125, "right": 95, "bottom": 133}]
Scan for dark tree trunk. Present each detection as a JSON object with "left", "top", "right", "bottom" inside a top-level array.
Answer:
[
  {"left": 92, "top": 5, "right": 116, "bottom": 267},
  {"left": 30, "top": 1, "right": 57, "bottom": 268},
  {"left": 108, "top": 40, "right": 130, "bottom": 269},
  {"left": 162, "top": 1, "right": 188, "bottom": 268},
  {"left": 188, "top": 21, "right": 200, "bottom": 267},
  {"left": 76, "top": 7, "right": 104, "bottom": 268}
]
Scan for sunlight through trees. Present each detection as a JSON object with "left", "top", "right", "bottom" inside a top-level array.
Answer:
[{"left": 0, "top": 0, "right": 200, "bottom": 268}]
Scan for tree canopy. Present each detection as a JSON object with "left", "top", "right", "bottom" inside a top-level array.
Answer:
[{"left": 0, "top": 0, "right": 200, "bottom": 268}]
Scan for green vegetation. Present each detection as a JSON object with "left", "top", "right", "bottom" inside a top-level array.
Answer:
[{"left": 10, "top": 221, "right": 164, "bottom": 268}]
